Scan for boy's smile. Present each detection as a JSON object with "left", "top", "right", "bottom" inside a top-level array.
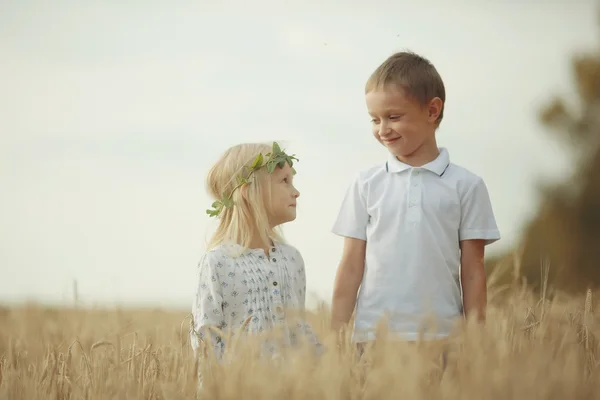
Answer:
[{"left": 366, "top": 86, "right": 442, "bottom": 167}]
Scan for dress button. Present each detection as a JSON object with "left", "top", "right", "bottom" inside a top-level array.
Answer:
[
  {"left": 272, "top": 258, "right": 276, "bottom": 262},
  {"left": 271, "top": 247, "right": 276, "bottom": 252},
  {"left": 273, "top": 281, "right": 278, "bottom": 286}
]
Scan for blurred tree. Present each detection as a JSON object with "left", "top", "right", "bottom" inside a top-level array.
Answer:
[{"left": 488, "top": 16, "right": 600, "bottom": 294}]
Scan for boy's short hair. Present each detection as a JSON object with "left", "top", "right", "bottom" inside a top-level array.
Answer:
[{"left": 366, "top": 51, "right": 446, "bottom": 125}]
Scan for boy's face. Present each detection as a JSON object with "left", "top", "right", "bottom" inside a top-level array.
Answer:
[{"left": 366, "top": 85, "right": 441, "bottom": 161}]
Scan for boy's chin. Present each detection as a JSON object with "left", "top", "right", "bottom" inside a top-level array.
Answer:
[
  {"left": 382, "top": 140, "right": 403, "bottom": 151},
  {"left": 386, "top": 145, "right": 408, "bottom": 158},
  {"left": 387, "top": 143, "right": 419, "bottom": 159}
]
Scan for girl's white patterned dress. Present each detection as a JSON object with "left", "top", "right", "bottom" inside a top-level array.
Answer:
[{"left": 190, "top": 241, "right": 320, "bottom": 358}]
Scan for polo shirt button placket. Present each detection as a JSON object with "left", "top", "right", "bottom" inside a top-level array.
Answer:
[{"left": 408, "top": 168, "right": 421, "bottom": 223}]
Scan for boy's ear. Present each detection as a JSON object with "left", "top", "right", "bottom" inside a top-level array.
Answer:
[{"left": 427, "top": 97, "right": 443, "bottom": 123}]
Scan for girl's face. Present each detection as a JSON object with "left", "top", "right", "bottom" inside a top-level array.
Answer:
[{"left": 267, "top": 163, "right": 300, "bottom": 227}]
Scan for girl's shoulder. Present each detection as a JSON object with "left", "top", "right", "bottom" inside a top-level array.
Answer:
[
  {"left": 198, "top": 243, "right": 240, "bottom": 266},
  {"left": 200, "top": 242, "right": 269, "bottom": 265},
  {"left": 275, "top": 242, "right": 304, "bottom": 261}
]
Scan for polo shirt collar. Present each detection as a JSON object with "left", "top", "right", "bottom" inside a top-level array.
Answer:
[{"left": 386, "top": 147, "right": 450, "bottom": 176}]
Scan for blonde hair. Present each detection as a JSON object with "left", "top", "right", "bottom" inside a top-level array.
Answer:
[{"left": 205, "top": 143, "right": 285, "bottom": 252}]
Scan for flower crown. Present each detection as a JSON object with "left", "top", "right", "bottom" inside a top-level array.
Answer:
[{"left": 206, "top": 142, "right": 299, "bottom": 218}]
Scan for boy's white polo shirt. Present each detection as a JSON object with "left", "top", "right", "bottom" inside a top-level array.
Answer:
[{"left": 332, "top": 147, "right": 500, "bottom": 342}]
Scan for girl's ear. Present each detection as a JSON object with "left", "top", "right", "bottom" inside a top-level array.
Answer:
[{"left": 240, "top": 183, "right": 249, "bottom": 202}]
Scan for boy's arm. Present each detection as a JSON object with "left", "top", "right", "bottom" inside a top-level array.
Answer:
[
  {"left": 331, "top": 237, "right": 366, "bottom": 332},
  {"left": 460, "top": 239, "right": 487, "bottom": 322},
  {"left": 458, "top": 176, "right": 500, "bottom": 324},
  {"left": 330, "top": 172, "right": 369, "bottom": 333}
]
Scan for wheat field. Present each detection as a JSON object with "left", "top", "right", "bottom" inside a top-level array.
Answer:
[{"left": 1, "top": 283, "right": 599, "bottom": 400}]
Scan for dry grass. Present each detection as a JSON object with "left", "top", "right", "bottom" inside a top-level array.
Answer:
[{"left": 1, "top": 286, "right": 600, "bottom": 399}]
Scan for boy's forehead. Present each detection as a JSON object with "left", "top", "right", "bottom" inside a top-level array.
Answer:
[{"left": 366, "top": 87, "right": 414, "bottom": 109}]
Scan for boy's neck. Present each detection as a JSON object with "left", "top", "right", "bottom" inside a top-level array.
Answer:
[{"left": 395, "top": 141, "right": 440, "bottom": 167}]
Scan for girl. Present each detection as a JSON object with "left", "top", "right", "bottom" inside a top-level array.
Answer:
[{"left": 190, "top": 142, "right": 320, "bottom": 361}]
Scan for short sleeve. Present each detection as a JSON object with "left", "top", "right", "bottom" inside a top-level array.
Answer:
[
  {"left": 190, "top": 252, "right": 226, "bottom": 359},
  {"left": 459, "top": 177, "right": 501, "bottom": 245},
  {"left": 331, "top": 174, "right": 369, "bottom": 241}
]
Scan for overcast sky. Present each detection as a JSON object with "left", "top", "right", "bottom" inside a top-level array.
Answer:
[{"left": 1, "top": 0, "right": 597, "bottom": 309}]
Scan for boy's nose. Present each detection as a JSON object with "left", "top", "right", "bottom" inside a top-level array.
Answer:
[{"left": 379, "top": 122, "right": 391, "bottom": 136}]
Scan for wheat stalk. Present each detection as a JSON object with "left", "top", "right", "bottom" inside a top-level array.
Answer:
[
  {"left": 583, "top": 288, "right": 593, "bottom": 352},
  {"left": 91, "top": 340, "right": 114, "bottom": 351}
]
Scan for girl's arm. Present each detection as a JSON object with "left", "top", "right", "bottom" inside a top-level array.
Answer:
[
  {"left": 460, "top": 239, "right": 487, "bottom": 322},
  {"left": 291, "top": 249, "right": 322, "bottom": 350},
  {"left": 191, "top": 253, "right": 226, "bottom": 359}
]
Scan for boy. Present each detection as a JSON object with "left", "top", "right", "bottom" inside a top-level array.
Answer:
[{"left": 331, "top": 51, "right": 500, "bottom": 348}]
